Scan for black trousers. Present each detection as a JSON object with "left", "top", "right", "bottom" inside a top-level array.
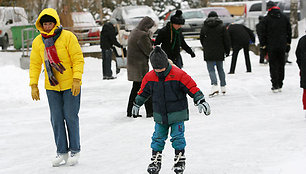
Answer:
[
  {"left": 229, "top": 46, "right": 251, "bottom": 73},
  {"left": 127, "top": 81, "right": 153, "bottom": 117},
  {"left": 268, "top": 48, "right": 286, "bottom": 88},
  {"left": 259, "top": 48, "right": 266, "bottom": 63}
]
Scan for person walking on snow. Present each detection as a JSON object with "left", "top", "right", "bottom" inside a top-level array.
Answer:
[
  {"left": 256, "top": 15, "right": 268, "bottom": 64},
  {"left": 132, "top": 46, "right": 211, "bottom": 174},
  {"left": 259, "top": 1, "right": 291, "bottom": 93},
  {"left": 296, "top": 32, "right": 306, "bottom": 117},
  {"left": 29, "top": 8, "right": 84, "bottom": 167},
  {"left": 200, "top": 11, "right": 230, "bottom": 97},
  {"left": 100, "top": 18, "right": 123, "bottom": 80},
  {"left": 154, "top": 10, "right": 195, "bottom": 68},
  {"left": 227, "top": 23, "right": 255, "bottom": 74},
  {"left": 126, "top": 16, "right": 155, "bottom": 118}
]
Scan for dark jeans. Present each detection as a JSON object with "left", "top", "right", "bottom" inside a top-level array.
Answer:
[
  {"left": 229, "top": 46, "right": 251, "bottom": 73},
  {"left": 46, "top": 89, "right": 81, "bottom": 154},
  {"left": 268, "top": 48, "right": 286, "bottom": 88},
  {"left": 102, "top": 49, "right": 113, "bottom": 77},
  {"left": 127, "top": 81, "right": 153, "bottom": 117},
  {"left": 170, "top": 55, "right": 183, "bottom": 69},
  {"left": 206, "top": 61, "right": 226, "bottom": 86}
]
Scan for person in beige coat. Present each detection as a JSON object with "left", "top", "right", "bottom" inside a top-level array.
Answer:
[{"left": 126, "top": 16, "right": 155, "bottom": 118}]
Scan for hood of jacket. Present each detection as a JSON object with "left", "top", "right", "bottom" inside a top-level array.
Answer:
[
  {"left": 268, "top": 8, "right": 281, "bottom": 18},
  {"left": 204, "top": 17, "right": 223, "bottom": 28},
  {"left": 136, "top": 16, "right": 155, "bottom": 32},
  {"left": 35, "top": 8, "right": 61, "bottom": 36}
]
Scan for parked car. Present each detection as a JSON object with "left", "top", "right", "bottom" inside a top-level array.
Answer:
[
  {"left": 201, "top": 7, "right": 244, "bottom": 26},
  {"left": 164, "top": 8, "right": 206, "bottom": 35},
  {"left": 71, "top": 11, "right": 101, "bottom": 44},
  {"left": 243, "top": 0, "right": 280, "bottom": 30},
  {"left": 277, "top": 0, "right": 301, "bottom": 20},
  {"left": 110, "top": 5, "right": 160, "bottom": 31},
  {"left": 0, "top": 7, "right": 29, "bottom": 50}
]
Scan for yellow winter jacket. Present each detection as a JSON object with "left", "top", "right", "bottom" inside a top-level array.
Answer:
[{"left": 29, "top": 8, "right": 84, "bottom": 91}]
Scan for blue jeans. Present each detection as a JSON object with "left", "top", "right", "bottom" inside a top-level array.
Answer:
[
  {"left": 46, "top": 89, "right": 81, "bottom": 154},
  {"left": 151, "top": 122, "right": 186, "bottom": 152},
  {"left": 102, "top": 49, "right": 113, "bottom": 77},
  {"left": 206, "top": 61, "right": 226, "bottom": 86}
]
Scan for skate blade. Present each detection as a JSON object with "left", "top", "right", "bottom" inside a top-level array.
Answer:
[
  {"left": 147, "top": 169, "right": 159, "bottom": 174},
  {"left": 52, "top": 162, "right": 66, "bottom": 167},
  {"left": 209, "top": 91, "right": 219, "bottom": 98}
]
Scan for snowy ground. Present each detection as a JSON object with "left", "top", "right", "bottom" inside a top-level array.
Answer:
[{"left": 1, "top": 22, "right": 306, "bottom": 174}]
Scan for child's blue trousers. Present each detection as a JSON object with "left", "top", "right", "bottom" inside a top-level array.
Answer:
[{"left": 151, "top": 122, "right": 186, "bottom": 152}]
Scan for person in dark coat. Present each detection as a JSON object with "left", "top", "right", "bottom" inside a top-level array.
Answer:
[
  {"left": 100, "top": 19, "right": 122, "bottom": 80},
  {"left": 227, "top": 24, "right": 255, "bottom": 74},
  {"left": 126, "top": 16, "right": 155, "bottom": 118},
  {"left": 256, "top": 15, "right": 267, "bottom": 64},
  {"left": 154, "top": 10, "right": 195, "bottom": 68},
  {"left": 260, "top": 1, "right": 292, "bottom": 92},
  {"left": 200, "top": 11, "right": 230, "bottom": 96},
  {"left": 296, "top": 33, "right": 306, "bottom": 114},
  {"left": 132, "top": 46, "right": 210, "bottom": 174}
]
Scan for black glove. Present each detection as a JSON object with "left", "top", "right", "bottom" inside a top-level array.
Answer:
[
  {"left": 286, "top": 44, "right": 290, "bottom": 53},
  {"left": 190, "top": 52, "right": 195, "bottom": 58}
]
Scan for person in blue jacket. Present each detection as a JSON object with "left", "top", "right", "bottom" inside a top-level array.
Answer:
[{"left": 132, "top": 46, "right": 211, "bottom": 174}]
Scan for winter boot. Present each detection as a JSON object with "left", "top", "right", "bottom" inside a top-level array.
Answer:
[
  {"left": 221, "top": 86, "right": 226, "bottom": 94},
  {"left": 209, "top": 85, "right": 219, "bottom": 97},
  {"left": 52, "top": 153, "right": 68, "bottom": 167},
  {"left": 66, "top": 152, "right": 80, "bottom": 166},
  {"left": 271, "top": 86, "right": 279, "bottom": 93},
  {"left": 147, "top": 151, "right": 162, "bottom": 174},
  {"left": 172, "top": 150, "right": 186, "bottom": 174}
]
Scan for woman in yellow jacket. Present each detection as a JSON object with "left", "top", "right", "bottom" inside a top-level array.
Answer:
[{"left": 29, "top": 8, "right": 84, "bottom": 167}]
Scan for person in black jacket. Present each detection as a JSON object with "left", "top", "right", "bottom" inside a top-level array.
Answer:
[
  {"left": 228, "top": 24, "right": 255, "bottom": 74},
  {"left": 154, "top": 10, "right": 195, "bottom": 68},
  {"left": 296, "top": 33, "right": 306, "bottom": 115},
  {"left": 260, "top": 1, "right": 291, "bottom": 92},
  {"left": 200, "top": 11, "right": 230, "bottom": 96},
  {"left": 100, "top": 19, "right": 122, "bottom": 80},
  {"left": 256, "top": 15, "right": 267, "bottom": 64}
]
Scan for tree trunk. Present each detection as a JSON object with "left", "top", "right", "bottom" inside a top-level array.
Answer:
[{"left": 290, "top": 0, "right": 298, "bottom": 38}]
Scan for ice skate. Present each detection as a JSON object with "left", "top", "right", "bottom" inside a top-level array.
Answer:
[
  {"left": 147, "top": 152, "right": 162, "bottom": 174},
  {"left": 221, "top": 86, "right": 226, "bottom": 95},
  {"left": 52, "top": 153, "right": 68, "bottom": 167},
  {"left": 172, "top": 152, "right": 186, "bottom": 174},
  {"left": 271, "top": 87, "right": 278, "bottom": 93},
  {"left": 66, "top": 152, "right": 80, "bottom": 166},
  {"left": 209, "top": 85, "right": 219, "bottom": 97}
]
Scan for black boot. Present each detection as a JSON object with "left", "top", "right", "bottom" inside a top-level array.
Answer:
[
  {"left": 173, "top": 150, "right": 186, "bottom": 174},
  {"left": 147, "top": 151, "right": 162, "bottom": 174}
]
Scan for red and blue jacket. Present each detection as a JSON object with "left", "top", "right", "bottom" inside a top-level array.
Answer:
[{"left": 135, "top": 64, "right": 204, "bottom": 125}]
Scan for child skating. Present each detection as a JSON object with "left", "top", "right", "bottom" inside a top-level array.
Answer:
[{"left": 132, "top": 46, "right": 211, "bottom": 174}]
